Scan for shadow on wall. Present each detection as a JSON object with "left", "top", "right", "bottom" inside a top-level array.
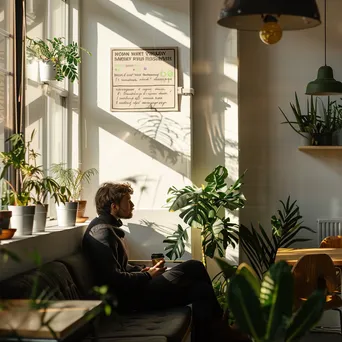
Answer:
[{"left": 125, "top": 219, "right": 191, "bottom": 260}]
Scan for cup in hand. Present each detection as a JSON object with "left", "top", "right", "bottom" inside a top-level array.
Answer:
[{"left": 151, "top": 253, "right": 165, "bottom": 266}]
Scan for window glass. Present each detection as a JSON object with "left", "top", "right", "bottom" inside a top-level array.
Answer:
[{"left": 26, "top": 0, "right": 70, "bottom": 217}]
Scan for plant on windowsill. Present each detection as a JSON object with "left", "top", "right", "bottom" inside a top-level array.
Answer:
[
  {"left": 26, "top": 36, "right": 91, "bottom": 83},
  {"left": 162, "top": 165, "right": 246, "bottom": 267},
  {"left": 50, "top": 163, "right": 98, "bottom": 226},
  {"left": 215, "top": 258, "right": 325, "bottom": 341},
  {"left": 0, "top": 131, "right": 63, "bottom": 235}
]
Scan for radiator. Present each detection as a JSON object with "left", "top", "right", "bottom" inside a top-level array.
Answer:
[{"left": 317, "top": 218, "right": 342, "bottom": 246}]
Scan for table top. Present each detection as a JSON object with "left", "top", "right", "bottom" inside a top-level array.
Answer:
[
  {"left": 0, "top": 300, "right": 102, "bottom": 340},
  {"left": 276, "top": 247, "right": 342, "bottom": 266}
]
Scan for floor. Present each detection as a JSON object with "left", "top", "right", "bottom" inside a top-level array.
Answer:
[{"left": 302, "top": 333, "right": 342, "bottom": 341}]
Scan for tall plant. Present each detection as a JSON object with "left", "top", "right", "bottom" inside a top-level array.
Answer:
[
  {"left": 216, "top": 258, "right": 325, "bottom": 342},
  {"left": 239, "top": 196, "right": 314, "bottom": 279},
  {"left": 50, "top": 163, "right": 98, "bottom": 202},
  {"left": 163, "top": 166, "right": 246, "bottom": 265}
]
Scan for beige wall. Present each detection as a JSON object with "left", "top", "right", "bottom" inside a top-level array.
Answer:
[{"left": 239, "top": 0, "right": 342, "bottom": 249}]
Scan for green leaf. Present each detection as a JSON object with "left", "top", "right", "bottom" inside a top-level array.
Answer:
[
  {"left": 236, "top": 263, "right": 260, "bottom": 297},
  {"left": 163, "top": 224, "right": 189, "bottom": 260},
  {"left": 261, "top": 261, "right": 294, "bottom": 340},
  {"left": 214, "top": 257, "right": 237, "bottom": 279},
  {"left": 285, "top": 290, "right": 325, "bottom": 341},
  {"left": 228, "top": 274, "right": 265, "bottom": 339}
]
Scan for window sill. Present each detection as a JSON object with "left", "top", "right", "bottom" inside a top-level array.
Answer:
[{"left": 0, "top": 219, "right": 90, "bottom": 246}]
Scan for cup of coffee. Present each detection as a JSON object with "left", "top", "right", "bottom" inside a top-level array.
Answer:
[{"left": 151, "top": 253, "right": 165, "bottom": 266}]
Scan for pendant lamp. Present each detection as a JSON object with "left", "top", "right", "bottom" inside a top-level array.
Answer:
[
  {"left": 305, "top": 0, "right": 342, "bottom": 95},
  {"left": 217, "top": 0, "right": 321, "bottom": 45}
]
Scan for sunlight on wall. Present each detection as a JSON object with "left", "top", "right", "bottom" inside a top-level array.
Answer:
[
  {"left": 224, "top": 62, "right": 238, "bottom": 84},
  {"left": 108, "top": 0, "right": 190, "bottom": 48},
  {"left": 98, "top": 127, "right": 192, "bottom": 210}
]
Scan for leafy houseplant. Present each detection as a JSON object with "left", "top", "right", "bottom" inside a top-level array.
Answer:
[
  {"left": 51, "top": 163, "right": 98, "bottom": 225},
  {"left": 163, "top": 166, "right": 245, "bottom": 266},
  {"left": 216, "top": 258, "right": 325, "bottom": 342},
  {"left": 26, "top": 37, "right": 91, "bottom": 82},
  {"left": 279, "top": 93, "right": 342, "bottom": 146},
  {"left": 0, "top": 131, "right": 62, "bottom": 234},
  {"left": 239, "top": 197, "right": 314, "bottom": 280}
]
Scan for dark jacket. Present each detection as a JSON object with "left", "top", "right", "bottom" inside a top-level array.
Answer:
[{"left": 82, "top": 214, "right": 151, "bottom": 305}]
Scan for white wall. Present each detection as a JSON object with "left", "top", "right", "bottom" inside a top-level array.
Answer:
[
  {"left": 80, "top": 0, "right": 193, "bottom": 260},
  {"left": 239, "top": 0, "right": 342, "bottom": 248}
]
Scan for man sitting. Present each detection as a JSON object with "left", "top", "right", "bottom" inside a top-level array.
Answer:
[{"left": 82, "top": 182, "right": 249, "bottom": 342}]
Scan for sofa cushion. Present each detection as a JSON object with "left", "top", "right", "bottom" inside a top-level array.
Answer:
[
  {"left": 95, "top": 306, "right": 191, "bottom": 342},
  {"left": 0, "top": 261, "right": 81, "bottom": 300},
  {"left": 57, "top": 252, "right": 97, "bottom": 299}
]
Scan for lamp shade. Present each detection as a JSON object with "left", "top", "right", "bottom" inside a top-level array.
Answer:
[
  {"left": 218, "top": 0, "right": 321, "bottom": 31},
  {"left": 306, "top": 66, "right": 342, "bottom": 95}
]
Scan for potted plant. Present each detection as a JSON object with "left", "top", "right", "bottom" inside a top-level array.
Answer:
[
  {"left": 26, "top": 37, "right": 91, "bottom": 82},
  {"left": 0, "top": 131, "right": 62, "bottom": 235},
  {"left": 163, "top": 165, "right": 245, "bottom": 267},
  {"left": 51, "top": 163, "right": 97, "bottom": 226},
  {"left": 215, "top": 258, "right": 325, "bottom": 341},
  {"left": 280, "top": 93, "right": 341, "bottom": 146},
  {"left": 279, "top": 92, "right": 319, "bottom": 146}
]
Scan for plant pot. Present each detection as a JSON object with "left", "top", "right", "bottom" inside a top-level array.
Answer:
[
  {"left": 76, "top": 200, "right": 87, "bottom": 218},
  {"left": 26, "top": 59, "right": 39, "bottom": 82},
  {"left": 0, "top": 210, "right": 12, "bottom": 234},
  {"left": 39, "top": 60, "right": 56, "bottom": 82},
  {"left": 33, "top": 204, "right": 48, "bottom": 233},
  {"left": 8, "top": 205, "right": 36, "bottom": 236},
  {"left": 332, "top": 129, "right": 342, "bottom": 146},
  {"left": 312, "top": 132, "right": 332, "bottom": 146},
  {"left": 56, "top": 202, "right": 78, "bottom": 227},
  {"left": 299, "top": 132, "right": 312, "bottom": 146}
]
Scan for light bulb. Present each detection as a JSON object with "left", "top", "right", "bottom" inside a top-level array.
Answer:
[{"left": 259, "top": 16, "right": 283, "bottom": 45}]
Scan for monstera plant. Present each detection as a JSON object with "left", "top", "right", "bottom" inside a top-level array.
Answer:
[
  {"left": 163, "top": 166, "right": 246, "bottom": 266},
  {"left": 216, "top": 258, "right": 325, "bottom": 342}
]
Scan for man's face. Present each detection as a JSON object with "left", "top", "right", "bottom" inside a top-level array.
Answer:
[{"left": 115, "top": 193, "right": 134, "bottom": 219}]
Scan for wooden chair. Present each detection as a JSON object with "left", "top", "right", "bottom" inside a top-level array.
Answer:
[
  {"left": 292, "top": 253, "right": 342, "bottom": 334},
  {"left": 320, "top": 236, "right": 342, "bottom": 292},
  {"left": 320, "top": 236, "right": 342, "bottom": 248}
]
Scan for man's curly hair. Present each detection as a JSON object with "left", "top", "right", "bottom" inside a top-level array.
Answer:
[{"left": 95, "top": 182, "right": 133, "bottom": 215}]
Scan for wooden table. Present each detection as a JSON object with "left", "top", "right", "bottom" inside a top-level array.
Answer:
[
  {"left": 0, "top": 300, "right": 102, "bottom": 341},
  {"left": 276, "top": 248, "right": 342, "bottom": 266}
]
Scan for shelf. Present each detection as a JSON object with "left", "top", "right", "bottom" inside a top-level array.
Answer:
[{"left": 298, "top": 146, "right": 342, "bottom": 151}]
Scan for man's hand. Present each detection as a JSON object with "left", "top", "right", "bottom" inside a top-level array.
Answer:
[{"left": 147, "top": 260, "right": 167, "bottom": 278}]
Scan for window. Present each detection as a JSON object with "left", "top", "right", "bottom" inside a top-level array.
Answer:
[{"left": 0, "top": 0, "right": 14, "bottom": 152}]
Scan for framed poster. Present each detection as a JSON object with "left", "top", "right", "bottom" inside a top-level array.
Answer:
[{"left": 111, "top": 47, "right": 178, "bottom": 112}]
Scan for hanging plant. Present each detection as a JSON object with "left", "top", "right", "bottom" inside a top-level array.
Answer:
[{"left": 26, "top": 37, "right": 91, "bottom": 82}]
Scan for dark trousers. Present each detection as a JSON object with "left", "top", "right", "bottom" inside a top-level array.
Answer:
[{"left": 137, "top": 260, "right": 223, "bottom": 342}]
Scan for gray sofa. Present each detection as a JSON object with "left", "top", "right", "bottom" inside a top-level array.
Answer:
[{"left": 0, "top": 251, "right": 191, "bottom": 342}]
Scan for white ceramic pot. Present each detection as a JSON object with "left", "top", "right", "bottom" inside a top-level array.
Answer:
[
  {"left": 56, "top": 202, "right": 78, "bottom": 227},
  {"left": 33, "top": 204, "right": 48, "bottom": 233},
  {"left": 39, "top": 60, "right": 56, "bottom": 82},
  {"left": 9, "top": 205, "right": 36, "bottom": 235}
]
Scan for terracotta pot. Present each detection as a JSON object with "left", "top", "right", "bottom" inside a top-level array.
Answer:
[{"left": 77, "top": 200, "right": 87, "bottom": 218}]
